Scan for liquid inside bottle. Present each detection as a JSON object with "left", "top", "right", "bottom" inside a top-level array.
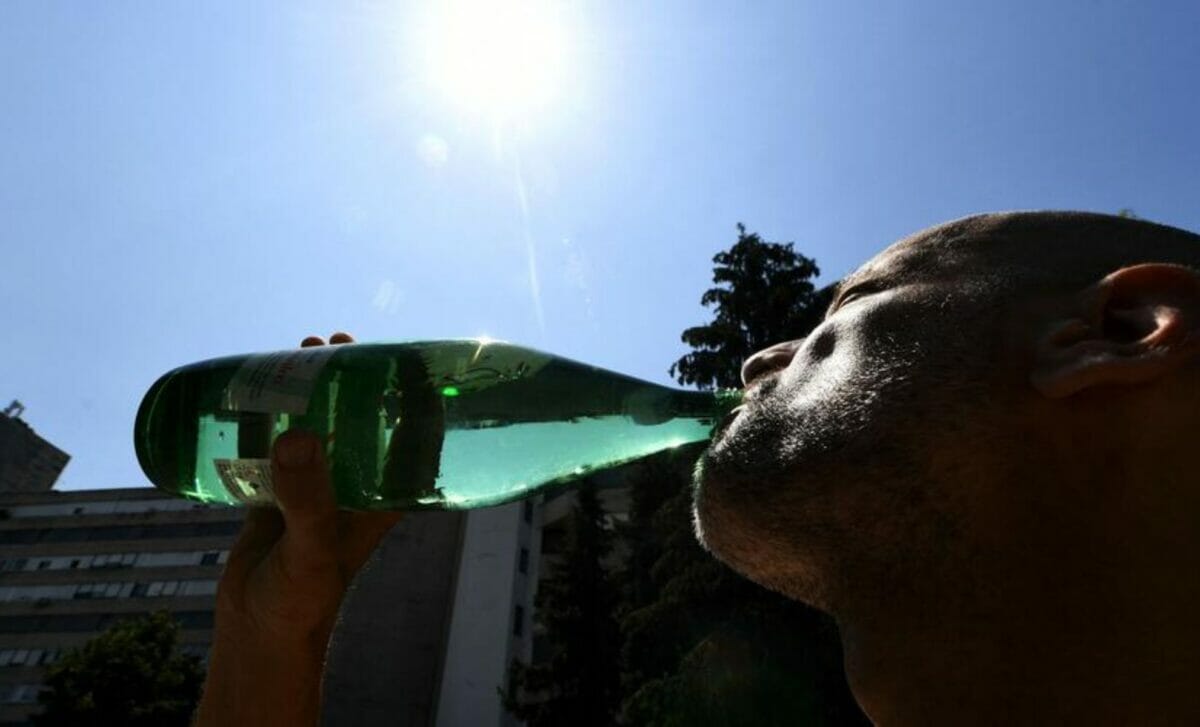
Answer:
[{"left": 134, "top": 340, "right": 741, "bottom": 511}]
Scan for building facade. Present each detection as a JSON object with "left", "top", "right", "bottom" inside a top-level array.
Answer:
[
  {"left": 430, "top": 473, "right": 631, "bottom": 727},
  {"left": 0, "top": 487, "right": 241, "bottom": 725},
  {"left": 0, "top": 478, "right": 633, "bottom": 726}
]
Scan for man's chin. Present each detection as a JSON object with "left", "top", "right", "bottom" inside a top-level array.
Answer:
[
  {"left": 689, "top": 451, "right": 720, "bottom": 550},
  {"left": 691, "top": 451, "right": 776, "bottom": 579},
  {"left": 692, "top": 447, "right": 844, "bottom": 611}
]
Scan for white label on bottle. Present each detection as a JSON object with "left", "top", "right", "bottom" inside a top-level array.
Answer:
[
  {"left": 221, "top": 347, "right": 337, "bottom": 414},
  {"left": 214, "top": 458, "right": 276, "bottom": 505}
]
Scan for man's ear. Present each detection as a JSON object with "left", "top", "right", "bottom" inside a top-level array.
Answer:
[{"left": 1031, "top": 263, "right": 1200, "bottom": 398}]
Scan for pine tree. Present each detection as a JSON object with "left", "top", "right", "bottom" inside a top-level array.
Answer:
[
  {"left": 614, "top": 445, "right": 704, "bottom": 699},
  {"left": 33, "top": 611, "right": 204, "bottom": 727},
  {"left": 502, "top": 481, "right": 621, "bottom": 727},
  {"left": 620, "top": 224, "right": 867, "bottom": 726},
  {"left": 670, "top": 223, "right": 834, "bottom": 390}
]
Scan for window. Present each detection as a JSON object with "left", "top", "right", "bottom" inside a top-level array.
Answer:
[
  {"left": 162, "top": 581, "right": 178, "bottom": 596},
  {"left": 36, "top": 560, "right": 49, "bottom": 571},
  {"left": 69, "top": 559, "right": 79, "bottom": 569},
  {"left": 523, "top": 499, "right": 533, "bottom": 524},
  {"left": 201, "top": 551, "right": 220, "bottom": 566},
  {"left": 513, "top": 605, "right": 524, "bottom": 637},
  {"left": 518, "top": 547, "right": 529, "bottom": 574},
  {"left": 131, "top": 583, "right": 149, "bottom": 597},
  {"left": 0, "top": 611, "right": 213, "bottom": 634},
  {"left": 147, "top": 582, "right": 163, "bottom": 597},
  {"left": 179, "top": 580, "right": 218, "bottom": 597},
  {"left": 0, "top": 521, "right": 242, "bottom": 545}
]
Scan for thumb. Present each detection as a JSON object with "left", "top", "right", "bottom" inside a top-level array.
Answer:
[{"left": 271, "top": 430, "right": 338, "bottom": 568}]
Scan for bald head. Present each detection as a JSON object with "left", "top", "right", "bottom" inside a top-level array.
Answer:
[{"left": 838, "top": 211, "right": 1200, "bottom": 303}]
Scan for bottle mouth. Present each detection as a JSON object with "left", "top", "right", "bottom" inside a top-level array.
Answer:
[
  {"left": 713, "top": 388, "right": 744, "bottom": 417},
  {"left": 716, "top": 404, "right": 744, "bottom": 434}
]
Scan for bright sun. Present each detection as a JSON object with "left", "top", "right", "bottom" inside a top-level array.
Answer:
[{"left": 422, "top": 0, "right": 568, "bottom": 121}]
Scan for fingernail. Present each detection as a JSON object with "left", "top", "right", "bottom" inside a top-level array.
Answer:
[{"left": 274, "top": 433, "right": 315, "bottom": 468}]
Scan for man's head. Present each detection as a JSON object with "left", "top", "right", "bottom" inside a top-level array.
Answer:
[{"left": 693, "top": 211, "right": 1200, "bottom": 618}]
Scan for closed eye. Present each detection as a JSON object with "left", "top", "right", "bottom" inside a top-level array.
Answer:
[{"left": 834, "top": 283, "right": 881, "bottom": 312}]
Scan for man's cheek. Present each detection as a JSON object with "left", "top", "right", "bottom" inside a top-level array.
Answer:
[{"left": 781, "top": 323, "right": 864, "bottom": 411}]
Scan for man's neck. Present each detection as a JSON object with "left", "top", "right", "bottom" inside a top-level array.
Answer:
[{"left": 836, "top": 547, "right": 1200, "bottom": 726}]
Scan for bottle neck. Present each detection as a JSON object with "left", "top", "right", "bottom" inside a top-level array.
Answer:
[{"left": 668, "top": 387, "right": 743, "bottom": 419}]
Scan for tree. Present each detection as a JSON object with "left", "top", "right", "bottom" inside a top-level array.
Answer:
[
  {"left": 614, "top": 445, "right": 705, "bottom": 698},
  {"left": 670, "top": 223, "right": 835, "bottom": 390},
  {"left": 502, "top": 480, "right": 622, "bottom": 727},
  {"left": 620, "top": 224, "right": 867, "bottom": 726},
  {"left": 34, "top": 610, "right": 204, "bottom": 727}
]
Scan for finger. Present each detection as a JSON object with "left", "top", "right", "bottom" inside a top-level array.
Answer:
[
  {"left": 301, "top": 336, "right": 325, "bottom": 347},
  {"left": 329, "top": 332, "right": 355, "bottom": 344},
  {"left": 271, "top": 430, "right": 339, "bottom": 570},
  {"left": 336, "top": 511, "right": 403, "bottom": 576},
  {"left": 229, "top": 507, "right": 284, "bottom": 562},
  {"left": 220, "top": 507, "right": 284, "bottom": 604}
]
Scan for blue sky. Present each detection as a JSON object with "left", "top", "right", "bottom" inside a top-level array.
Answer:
[{"left": 2, "top": 1, "right": 1197, "bottom": 490}]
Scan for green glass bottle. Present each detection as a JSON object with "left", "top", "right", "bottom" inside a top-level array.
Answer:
[{"left": 134, "top": 340, "right": 742, "bottom": 511}]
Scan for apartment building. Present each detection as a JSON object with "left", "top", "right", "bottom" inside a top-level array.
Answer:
[
  {"left": 0, "top": 463, "right": 637, "bottom": 726},
  {"left": 0, "top": 487, "right": 241, "bottom": 725}
]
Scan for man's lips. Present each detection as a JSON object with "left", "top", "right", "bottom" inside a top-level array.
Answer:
[{"left": 713, "top": 374, "right": 777, "bottom": 439}]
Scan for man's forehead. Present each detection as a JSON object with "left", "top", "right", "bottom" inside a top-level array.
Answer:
[
  {"left": 842, "top": 227, "right": 974, "bottom": 290},
  {"left": 838, "top": 213, "right": 1027, "bottom": 293},
  {"left": 833, "top": 211, "right": 1200, "bottom": 307}
]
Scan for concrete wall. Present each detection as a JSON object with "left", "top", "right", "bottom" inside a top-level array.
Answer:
[
  {"left": 322, "top": 511, "right": 466, "bottom": 727},
  {"left": 435, "top": 503, "right": 526, "bottom": 727}
]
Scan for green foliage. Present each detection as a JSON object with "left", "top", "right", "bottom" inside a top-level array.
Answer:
[
  {"left": 620, "top": 223, "right": 868, "bottom": 725},
  {"left": 33, "top": 610, "right": 204, "bottom": 727},
  {"left": 502, "top": 481, "right": 621, "bottom": 727},
  {"left": 670, "top": 224, "right": 835, "bottom": 390},
  {"left": 613, "top": 445, "right": 705, "bottom": 695}
]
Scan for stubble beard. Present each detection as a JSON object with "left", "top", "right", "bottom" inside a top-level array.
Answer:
[{"left": 692, "top": 343, "right": 957, "bottom": 614}]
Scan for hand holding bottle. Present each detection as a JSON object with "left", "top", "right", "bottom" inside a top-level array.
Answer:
[{"left": 194, "top": 333, "right": 403, "bottom": 727}]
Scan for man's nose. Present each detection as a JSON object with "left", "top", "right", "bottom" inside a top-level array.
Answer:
[{"left": 740, "top": 339, "right": 802, "bottom": 387}]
